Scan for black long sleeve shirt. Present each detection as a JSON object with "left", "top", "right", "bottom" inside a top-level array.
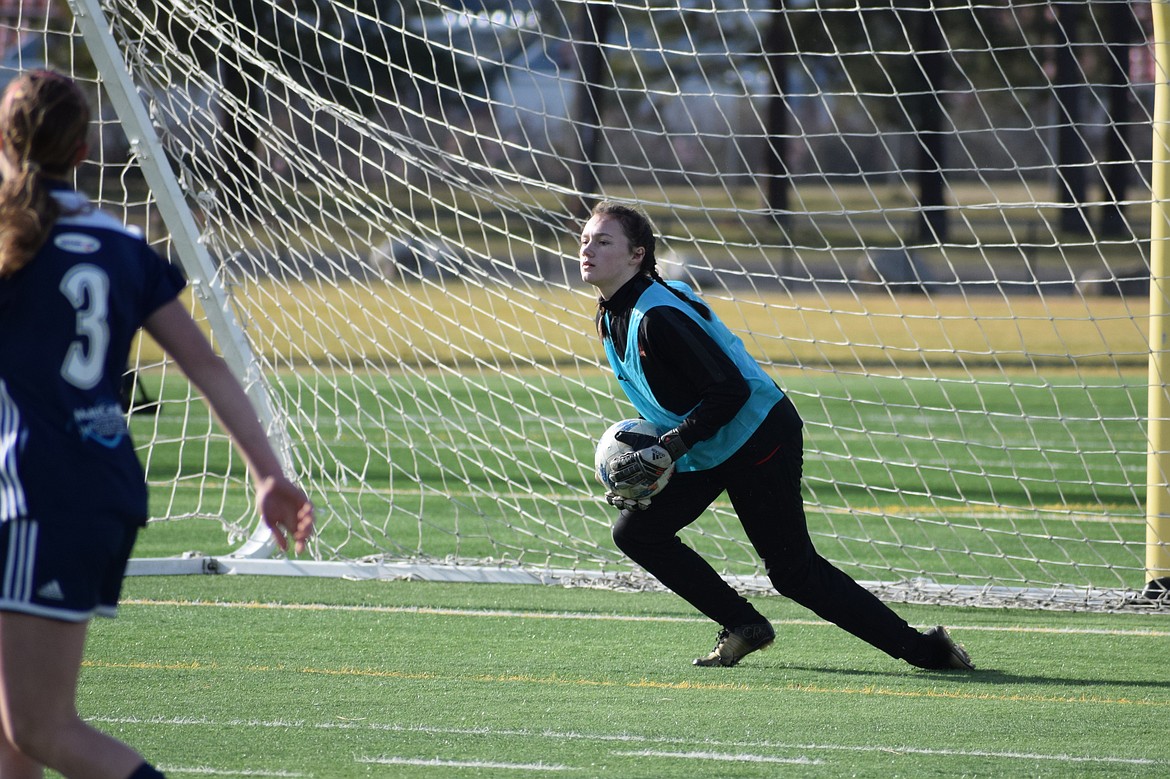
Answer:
[{"left": 596, "top": 275, "right": 751, "bottom": 450}]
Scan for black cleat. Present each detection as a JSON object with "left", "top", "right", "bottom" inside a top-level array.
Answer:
[
  {"left": 693, "top": 621, "right": 776, "bottom": 667},
  {"left": 922, "top": 625, "right": 974, "bottom": 670}
]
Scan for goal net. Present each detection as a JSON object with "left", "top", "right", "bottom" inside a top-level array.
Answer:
[{"left": 10, "top": 0, "right": 1163, "bottom": 609}]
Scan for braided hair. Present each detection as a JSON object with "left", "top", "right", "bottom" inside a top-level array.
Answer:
[{"left": 0, "top": 70, "right": 91, "bottom": 278}]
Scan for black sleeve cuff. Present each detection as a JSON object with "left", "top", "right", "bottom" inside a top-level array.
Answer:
[{"left": 658, "top": 428, "right": 690, "bottom": 460}]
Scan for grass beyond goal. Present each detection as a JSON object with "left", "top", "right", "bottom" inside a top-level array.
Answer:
[{"left": 10, "top": 0, "right": 1167, "bottom": 609}]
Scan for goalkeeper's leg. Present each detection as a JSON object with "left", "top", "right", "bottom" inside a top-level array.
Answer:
[
  {"left": 611, "top": 472, "right": 767, "bottom": 630},
  {"left": 725, "top": 417, "right": 973, "bottom": 670}
]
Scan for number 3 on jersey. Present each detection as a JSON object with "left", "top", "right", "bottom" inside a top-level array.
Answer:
[{"left": 58, "top": 264, "right": 110, "bottom": 390}]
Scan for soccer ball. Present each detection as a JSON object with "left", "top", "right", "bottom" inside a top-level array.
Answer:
[{"left": 594, "top": 418, "right": 676, "bottom": 499}]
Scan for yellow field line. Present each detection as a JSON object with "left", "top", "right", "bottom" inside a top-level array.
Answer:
[{"left": 82, "top": 658, "right": 1168, "bottom": 708}]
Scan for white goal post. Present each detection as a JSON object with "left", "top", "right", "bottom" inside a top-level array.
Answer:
[{"left": 8, "top": 0, "right": 1167, "bottom": 609}]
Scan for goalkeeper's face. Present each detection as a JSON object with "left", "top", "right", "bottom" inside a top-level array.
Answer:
[{"left": 580, "top": 215, "right": 646, "bottom": 300}]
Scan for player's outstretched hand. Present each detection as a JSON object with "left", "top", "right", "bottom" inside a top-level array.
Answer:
[{"left": 256, "top": 475, "right": 315, "bottom": 554}]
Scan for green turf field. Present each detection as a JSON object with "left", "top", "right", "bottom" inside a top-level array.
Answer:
[
  {"left": 102, "top": 311, "right": 1164, "bottom": 777},
  {"left": 81, "top": 576, "right": 1169, "bottom": 778}
]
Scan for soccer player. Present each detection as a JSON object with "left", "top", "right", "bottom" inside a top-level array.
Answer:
[
  {"left": 581, "top": 200, "right": 973, "bottom": 671},
  {"left": 0, "top": 70, "right": 314, "bottom": 778}
]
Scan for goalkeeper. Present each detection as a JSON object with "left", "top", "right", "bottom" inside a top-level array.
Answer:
[{"left": 580, "top": 200, "right": 973, "bottom": 671}]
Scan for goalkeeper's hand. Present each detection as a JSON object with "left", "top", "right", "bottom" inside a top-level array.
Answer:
[
  {"left": 605, "top": 491, "right": 652, "bottom": 511},
  {"left": 607, "top": 428, "right": 689, "bottom": 494}
]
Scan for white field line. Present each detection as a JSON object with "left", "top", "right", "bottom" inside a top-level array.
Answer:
[
  {"left": 121, "top": 598, "right": 1170, "bottom": 638},
  {"left": 357, "top": 756, "right": 568, "bottom": 771},
  {"left": 95, "top": 716, "right": 1165, "bottom": 768},
  {"left": 158, "top": 768, "right": 308, "bottom": 777},
  {"left": 614, "top": 750, "right": 822, "bottom": 765}
]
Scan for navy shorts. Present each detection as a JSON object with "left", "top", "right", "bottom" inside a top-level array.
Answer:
[{"left": 0, "top": 516, "right": 139, "bottom": 622}]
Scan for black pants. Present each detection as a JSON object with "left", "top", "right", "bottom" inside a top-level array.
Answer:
[{"left": 611, "top": 397, "right": 931, "bottom": 663}]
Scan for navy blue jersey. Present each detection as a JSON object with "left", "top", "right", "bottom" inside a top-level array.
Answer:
[{"left": 0, "top": 185, "right": 186, "bottom": 526}]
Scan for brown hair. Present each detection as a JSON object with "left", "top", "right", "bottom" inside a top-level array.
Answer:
[
  {"left": 590, "top": 200, "right": 658, "bottom": 277},
  {"left": 0, "top": 70, "right": 90, "bottom": 277},
  {"left": 590, "top": 199, "right": 710, "bottom": 320}
]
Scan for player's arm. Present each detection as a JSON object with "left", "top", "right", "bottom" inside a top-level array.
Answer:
[
  {"left": 143, "top": 299, "right": 314, "bottom": 553},
  {"left": 641, "top": 306, "right": 749, "bottom": 447}
]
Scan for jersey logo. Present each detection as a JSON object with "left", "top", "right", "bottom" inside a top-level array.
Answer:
[
  {"left": 54, "top": 233, "right": 102, "bottom": 254},
  {"left": 73, "top": 402, "right": 127, "bottom": 448}
]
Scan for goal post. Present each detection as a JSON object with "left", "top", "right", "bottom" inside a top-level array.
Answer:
[
  {"left": 68, "top": 0, "right": 283, "bottom": 559},
  {"left": 12, "top": 0, "right": 1167, "bottom": 609},
  {"left": 1148, "top": 0, "right": 1170, "bottom": 599}
]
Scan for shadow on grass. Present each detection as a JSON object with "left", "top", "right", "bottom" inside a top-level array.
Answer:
[{"left": 772, "top": 663, "right": 1170, "bottom": 693}]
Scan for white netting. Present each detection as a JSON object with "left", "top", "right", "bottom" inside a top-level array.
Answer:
[{"left": 9, "top": 0, "right": 1164, "bottom": 608}]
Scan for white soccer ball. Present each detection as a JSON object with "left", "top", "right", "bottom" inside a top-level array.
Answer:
[{"left": 594, "top": 418, "right": 676, "bottom": 499}]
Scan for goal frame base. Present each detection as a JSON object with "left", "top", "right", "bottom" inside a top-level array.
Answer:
[{"left": 125, "top": 557, "right": 1156, "bottom": 612}]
